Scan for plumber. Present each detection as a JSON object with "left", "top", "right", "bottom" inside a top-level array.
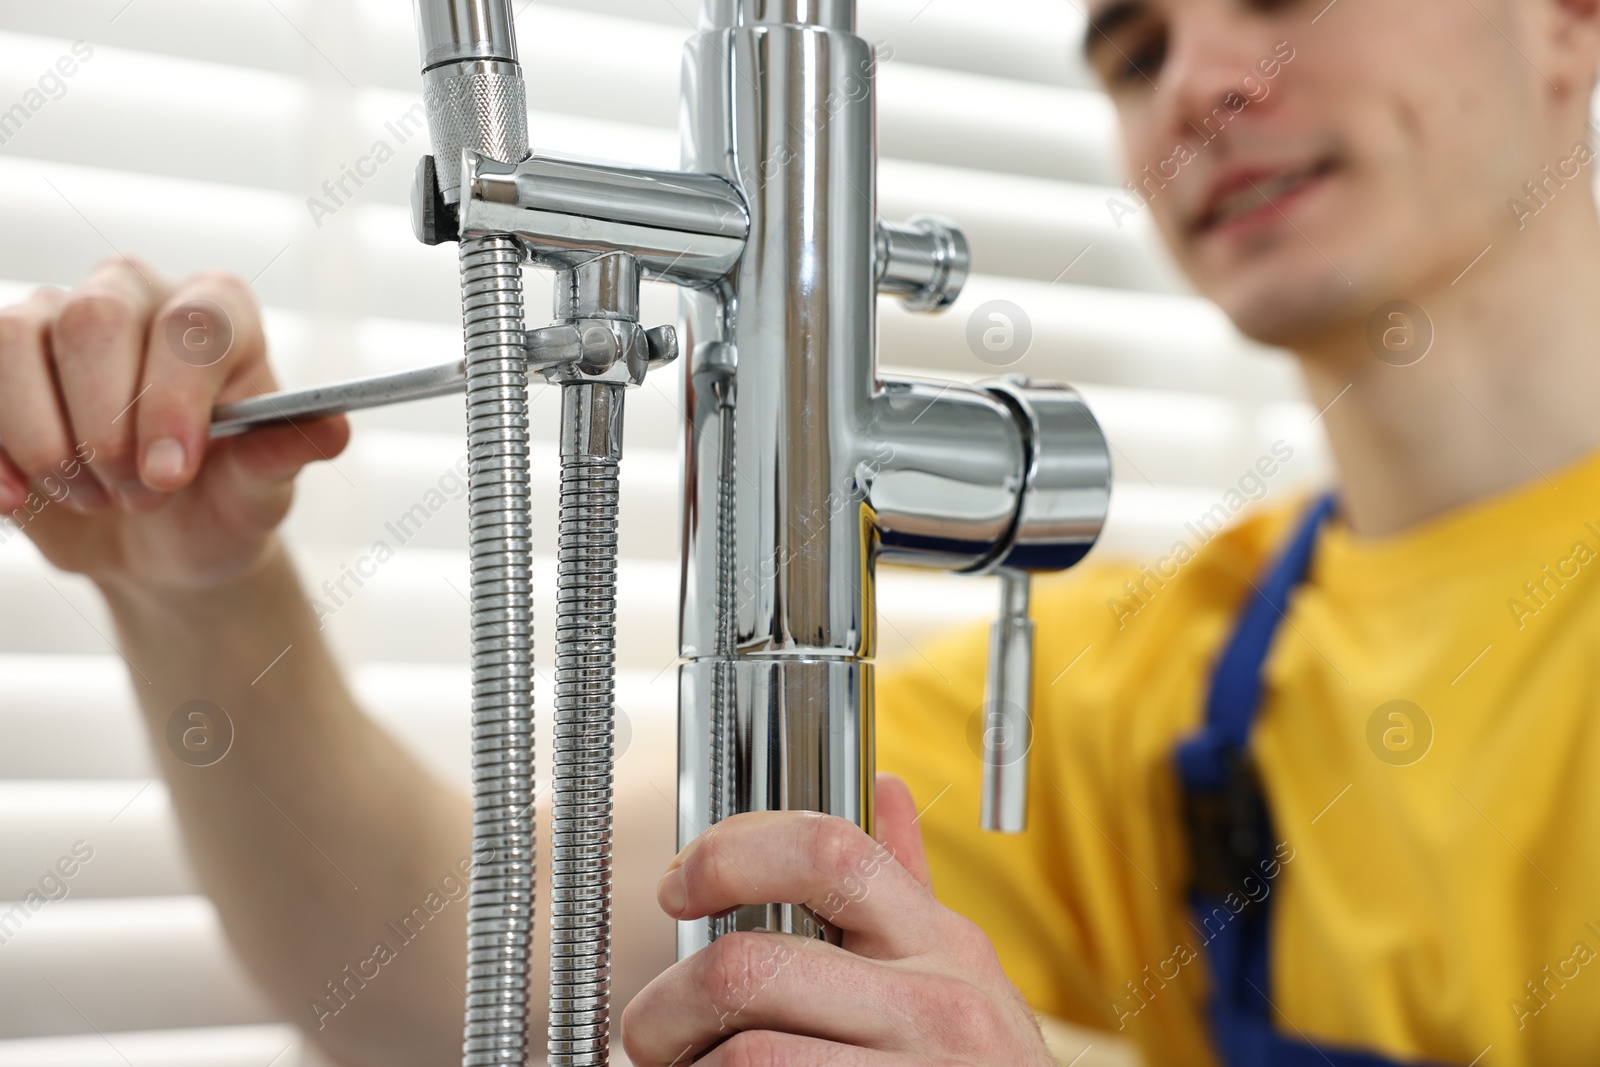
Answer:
[{"left": 2, "top": 0, "right": 1599, "bottom": 1064}]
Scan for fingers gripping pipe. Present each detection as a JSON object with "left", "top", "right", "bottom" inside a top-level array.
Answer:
[{"left": 459, "top": 235, "right": 537, "bottom": 1067}]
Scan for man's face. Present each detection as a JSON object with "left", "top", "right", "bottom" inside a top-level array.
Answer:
[{"left": 1085, "top": 0, "right": 1551, "bottom": 348}]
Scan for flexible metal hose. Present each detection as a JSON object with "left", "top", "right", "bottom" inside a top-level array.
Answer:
[
  {"left": 549, "top": 381, "right": 625, "bottom": 1066},
  {"left": 458, "top": 234, "right": 536, "bottom": 1067},
  {"left": 708, "top": 389, "right": 737, "bottom": 943}
]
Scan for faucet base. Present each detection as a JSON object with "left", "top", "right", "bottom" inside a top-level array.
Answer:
[{"left": 676, "top": 657, "right": 873, "bottom": 958}]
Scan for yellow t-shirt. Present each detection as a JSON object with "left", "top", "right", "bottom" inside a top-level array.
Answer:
[{"left": 877, "top": 444, "right": 1600, "bottom": 1067}]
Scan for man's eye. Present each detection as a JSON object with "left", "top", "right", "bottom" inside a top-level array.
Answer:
[{"left": 1114, "top": 34, "right": 1167, "bottom": 86}]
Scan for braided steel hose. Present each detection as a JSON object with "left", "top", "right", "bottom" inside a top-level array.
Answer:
[
  {"left": 549, "top": 381, "right": 625, "bottom": 1066},
  {"left": 708, "top": 389, "right": 737, "bottom": 944},
  {"left": 458, "top": 234, "right": 536, "bottom": 1067}
]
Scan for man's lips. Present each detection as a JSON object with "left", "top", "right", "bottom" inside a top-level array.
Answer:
[{"left": 1190, "top": 158, "right": 1339, "bottom": 236}]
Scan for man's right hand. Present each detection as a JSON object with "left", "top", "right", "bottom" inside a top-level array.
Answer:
[{"left": 0, "top": 255, "right": 349, "bottom": 593}]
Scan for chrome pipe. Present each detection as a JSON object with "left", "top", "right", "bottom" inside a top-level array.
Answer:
[
  {"left": 416, "top": 0, "right": 518, "bottom": 68},
  {"left": 676, "top": 7, "right": 883, "bottom": 957},
  {"left": 876, "top": 217, "right": 970, "bottom": 313},
  {"left": 700, "top": 0, "right": 855, "bottom": 30},
  {"left": 674, "top": 5, "right": 1113, "bottom": 961},
  {"left": 461, "top": 152, "right": 749, "bottom": 286}
]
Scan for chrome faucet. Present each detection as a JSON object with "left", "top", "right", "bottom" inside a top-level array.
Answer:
[{"left": 208, "top": 1, "right": 1113, "bottom": 1062}]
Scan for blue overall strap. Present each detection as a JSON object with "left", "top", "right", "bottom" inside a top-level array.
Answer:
[
  {"left": 1174, "top": 492, "right": 1455, "bottom": 1067},
  {"left": 1175, "top": 492, "right": 1337, "bottom": 792}
]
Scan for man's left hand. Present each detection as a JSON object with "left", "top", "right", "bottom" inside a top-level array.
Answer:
[{"left": 621, "top": 773, "right": 1057, "bottom": 1066}]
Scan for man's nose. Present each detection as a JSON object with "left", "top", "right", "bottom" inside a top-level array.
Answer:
[{"left": 1155, "top": 14, "right": 1277, "bottom": 146}]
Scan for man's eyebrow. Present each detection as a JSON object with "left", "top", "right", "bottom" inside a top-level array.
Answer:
[{"left": 1082, "top": 0, "right": 1145, "bottom": 62}]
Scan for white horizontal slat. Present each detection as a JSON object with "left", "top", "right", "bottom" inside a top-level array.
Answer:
[
  {"left": 876, "top": 274, "right": 1305, "bottom": 399},
  {"left": 9, "top": 0, "right": 1096, "bottom": 91},
  {"left": 1, "top": 0, "right": 323, "bottom": 82},
  {"left": 879, "top": 64, "right": 1118, "bottom": 185},
  {"left": 0, "top": 781, "right": 191, "bottom": 899},
  {"left": 295, "top": 430, "right": 684, "bottom": 561},
  {"left": 508, "top": 0, "right": 1099, "bottom": 90},
  {"left": 0, "top": 33, "right": 309, "bottom": 193},
  {"left": 0, "top": 31, "right": 1118, "bottom": 196},
  {"left": 0, "top": 1024, "right": 336, "bottom": 1067},
  {"left": 0, "top": 668, "right": 678, "bottom": 895},
  {"left": 3, "top": 13, "right": 1112, "bottom": 194},
  {"left": 879, "top": 159, "right": 1187, "bottom": 293},
  {"left": 0, "top": 647, "right": 670, "bottom": 779},
  {"left": 0, "top": 156, "right": 313, "bottom": 314},
  {"left": 0, "top": 896, "right": 274, "bottom": 1039},
  {"left": 0, "top": 657, "right": 143, "bottom": 779}
]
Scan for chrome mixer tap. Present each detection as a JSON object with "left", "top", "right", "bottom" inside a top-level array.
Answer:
[{"left": 207, "top": 1, "right": 1114, "bottom": 1062}]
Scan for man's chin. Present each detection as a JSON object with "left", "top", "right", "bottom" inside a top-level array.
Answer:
[{"left": 1203, "top": 267, "right": 1374, "bottom": 351}]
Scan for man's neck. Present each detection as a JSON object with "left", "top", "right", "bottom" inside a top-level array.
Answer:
[{"left": 1292, "top": 197, "right": 1600, "bottom": 540}]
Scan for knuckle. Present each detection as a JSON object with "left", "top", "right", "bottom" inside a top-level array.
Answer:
[
  {"left": 701, "top": 931, "right": 769, "bottom": 1015},
  {"left": 96, "top": 253, "right": 155, "bottom": 285},
  {"left": 97, "top": 253, "right": 136, "bottom": 272},
  {"left": 617, "top": 997, "right": 649, "bottom": 1064},
  {"left": 944, "top": 913, "right": 999, "bottom": 963},
  {"left": 716, "top": 1030, "right": 786, "bottom": 1067},
  {"left": 927, "top": 977, "right": 1005, "bottom": 1056},
  {"left": 168, "top": 270, "right": 259, "bottom": 363},
  {"left": 54, "top": 292, "right": 139, "bottom": 353},
  {"left": 807, "top": 814, "right": 867, "bottom": 886},
  {"left": 188, "top": 267, "right": 250, "bottom": 301},
  {"left": 682, "top": 838, "right": 724, "bottom": 903},
  {"left": 934, "top": 908, "right": 985, "bottom": 953}
]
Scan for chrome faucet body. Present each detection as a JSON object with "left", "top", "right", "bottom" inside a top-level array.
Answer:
[{"left": 206, "top": 1, "right": 1113, "bottom": 1062}]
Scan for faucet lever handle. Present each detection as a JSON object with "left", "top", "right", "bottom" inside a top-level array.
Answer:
[
  {"left": 981, "top": 569, "right": 1034, "bottom": 833},
  {"left": 645, "top": 324, "right": 680, "bottom": 367}
]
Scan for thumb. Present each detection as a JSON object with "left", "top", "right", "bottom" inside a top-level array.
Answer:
[{"left": 873, "top": 772, "right": 933, "bottom": 889}]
